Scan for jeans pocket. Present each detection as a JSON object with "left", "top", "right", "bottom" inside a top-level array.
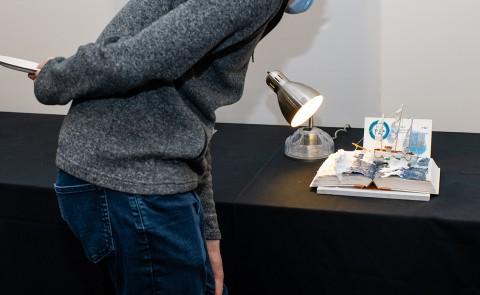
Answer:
[{"left": 54, "top": 176, "right": 114, "bottom": 263}]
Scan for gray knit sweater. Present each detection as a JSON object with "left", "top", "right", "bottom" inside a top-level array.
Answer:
[{"left": 34, "top": 0, "right": 286, "bottom": 240}]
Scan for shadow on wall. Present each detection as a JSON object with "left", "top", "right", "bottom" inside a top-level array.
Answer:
[{"left": 234, "top": 0, "right": 329, "bottom": 125}]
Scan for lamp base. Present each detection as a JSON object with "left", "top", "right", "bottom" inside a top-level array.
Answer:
[{"left": 285, "top": 127, "right": 334, "bottom": 160}]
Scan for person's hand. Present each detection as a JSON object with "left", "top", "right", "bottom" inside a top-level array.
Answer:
[
  {"left": 28, "top": 58, "right": 52, "bottom": 81},
  {"left": 206, "top": 240, "right": 224, "bottom": 295}
]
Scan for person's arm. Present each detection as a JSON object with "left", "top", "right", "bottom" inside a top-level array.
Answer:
[
  {"left": 194, "top": 147, "right": 224, "bottom": 294},
  {"left": 95, "top": 0, "right": 172, "bottom": 44},
  {"left": 195, "top": 147, "right": 221, "bottom": 240},
  {"left": 34, "top": 0, "right": 280, "bottom": 105}
]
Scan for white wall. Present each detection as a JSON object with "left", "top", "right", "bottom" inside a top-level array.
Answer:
[
  {"left": 0, "top": 0, "right": 380, "bottom": 129},
  {"left": 1, "top": 0, "right": 479, "bottom": 133},
  {"left": 216, "top": 0, "right": 381, "bottom": 129},
  {"left": 0, "top": 0, "right": 117, "bottom": 114},
  {"left": 381, "top": 0, "right": 480, "bottom": 133}
]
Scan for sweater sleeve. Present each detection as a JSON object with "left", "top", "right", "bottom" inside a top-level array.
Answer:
[
  {"left": 194, "top": 146, "right": 222, "bottom": 240},
  {"left": 34, "top": 0, "right": 276, "bottom": 105},
  {"left": 95, "top": 0, "right": 172, "bottom": 44}
]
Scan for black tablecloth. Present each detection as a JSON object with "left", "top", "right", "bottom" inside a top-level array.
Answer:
[
  {"left": 1, "top": 112, "right": 480, "bottom": 295},
  {"left": 0, "top": 112, "right": 290, "bottom": 295}
]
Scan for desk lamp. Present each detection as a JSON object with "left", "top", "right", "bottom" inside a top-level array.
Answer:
[{"left": 266, "top": 71, "right": 334, "bottom": 160}]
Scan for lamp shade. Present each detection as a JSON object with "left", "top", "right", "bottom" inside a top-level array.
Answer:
[{"left": 266, "top": 71, "right": 323, "bottom": 127}]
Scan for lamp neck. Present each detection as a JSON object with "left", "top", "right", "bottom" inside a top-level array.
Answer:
[
  {"left": 308, "top": 117, "right": 314, "bottom": 129},
  {"left": 301, "top": 118, "right": 315, "bottom": 131}
]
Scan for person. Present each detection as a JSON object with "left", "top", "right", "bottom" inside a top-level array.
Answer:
[{"left": 29, "top": 0, "right": 314, "bottom": 294}]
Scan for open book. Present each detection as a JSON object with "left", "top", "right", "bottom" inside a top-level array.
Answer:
[
  {"left": 310, "top": 150, "right": 440, "bottom": 201},
  {"left": 0, "top": 55, "right": 39, "bottom": 74}
]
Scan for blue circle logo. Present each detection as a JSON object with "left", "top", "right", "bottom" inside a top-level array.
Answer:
[{"left": 369, "top": 120, "right": 390, "bottom": 140}]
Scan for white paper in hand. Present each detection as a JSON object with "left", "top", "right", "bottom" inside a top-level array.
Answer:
[{"left": 0, "top": 55, "right": 39, "bottom": 74}]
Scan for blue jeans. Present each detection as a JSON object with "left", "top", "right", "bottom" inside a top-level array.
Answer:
[{"left": 54, "top": 169, "right": 226, "bottom": 295}]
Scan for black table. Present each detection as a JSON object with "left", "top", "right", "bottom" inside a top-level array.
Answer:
[
  {"left": 1, "top": 112, "right": 480, "bottom": 295},
  {"left": 233, "top": 135, "right": 480, "bottom": 294}
]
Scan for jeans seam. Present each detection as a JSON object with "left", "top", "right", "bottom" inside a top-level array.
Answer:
[
  {"left": 133, "top": 196, "right": 157, "bottom": 295},
  {"left": 191, "top": 191, "right": 201, "bottom": 215},
  {"left": 194, "top": 193, "right": 209, "bottom": 292},
  {"left": 103, "top": 189, "right": 115, "bottom": 252},
  {"left": 89, "top": 189, "right": 114, "bottom": 262}
]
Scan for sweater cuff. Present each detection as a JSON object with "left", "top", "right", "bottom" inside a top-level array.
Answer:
[
  {"left": 204, "top": 213, "right": 222, "bottom": 240},
  {"left": 34, "top": 58, "right": 64, "bottom": 105}
]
